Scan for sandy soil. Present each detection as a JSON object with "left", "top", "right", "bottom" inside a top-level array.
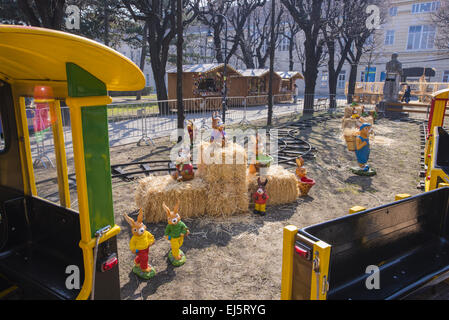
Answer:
[
  {"left": 109, "top": 113, "right": 428, "bottom": 300},
  {"left": 31, "top": 110, "right": 449, "bottom": 300}
]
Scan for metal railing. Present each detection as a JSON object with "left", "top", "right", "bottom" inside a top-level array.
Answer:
[{"left": 25, "top": 94, "right": 348, "bottom": 165}]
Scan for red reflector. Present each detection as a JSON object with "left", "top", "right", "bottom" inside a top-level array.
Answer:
[
  {"left": 101, "top": 256, "right": 118, "bottom": 272},
  {"left": 295, "top": 245, "right": 308, "bottom": 257},
  {"left": 427, "top": 176, "right": 431, "bottom": 181}
]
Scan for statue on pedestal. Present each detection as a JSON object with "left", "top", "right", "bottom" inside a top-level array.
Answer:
[{"left": 383, "top": 53, "right": 403, "bottom": 103}]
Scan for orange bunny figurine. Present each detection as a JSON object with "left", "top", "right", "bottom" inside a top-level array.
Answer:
[
  {"left": 210, "top": 112, "right": 226, "bottom": 147},
  {"left": 296, "top": 157, "right": 316, "bottom": 197},
  {"left": 163, "top": 202, "right": 190, "bottom": 267},
  {"left": 123, "top": 209, "right": 156, "bottom": 279}
]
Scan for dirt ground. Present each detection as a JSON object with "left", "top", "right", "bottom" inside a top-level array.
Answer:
[
  {"left": 108, "top": 112, "right": 430, "bottom": 300},
  {"left": 31, "top": 110, "right": 449, "bottom": 300}
]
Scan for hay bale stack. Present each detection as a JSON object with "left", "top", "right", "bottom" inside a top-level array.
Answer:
[
  {"left": 197, "top": 142, "right": 249, "bottom": 216},
  {"left": 135, "top": 175, "right": 208, "bottom": 223},
  {"left": 248, "top": 166, "right": 299, "bottom": 206}
]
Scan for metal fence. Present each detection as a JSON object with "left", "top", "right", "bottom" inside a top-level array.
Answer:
[
  {"left": 25, "top": 94, "right": 349, "bottom": 168},
  {"left": 107, "top": 94, "right": 348, "bottom": 146}
]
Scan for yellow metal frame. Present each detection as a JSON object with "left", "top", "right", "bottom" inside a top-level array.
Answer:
[
  {"left": 349, "top": 206, "right": 366, "bottom": 215},
  {"left": 280, "top": 225, "right": 298, "bottom": 300},
  {"left": 280, "top": 225, "right": 331, "bottom": 300},
  {"left": 49, "top": 100, "right": 71, "bottom": 208},
  {"left": 425, "top": 126, "right": 449, "bottom": 192},
  {"left": 15, "top": 95, "right": 37, "bottom": 196},
  {"left": 65, "top": 95, "right": 120, "bottom": 300},
  {"left": 310, "top": 241, "right": 331, "bottom": 300}
]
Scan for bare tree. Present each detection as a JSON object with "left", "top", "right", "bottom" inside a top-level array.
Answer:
[
  {"left": 123, "top": 0, "right": 200, "bottom": 112},
  {"left": 280, "top": 10, "right": 301, "bottom": 71},
  {"left": 196, "top": 0, "right": 266, "bottom": 66},
  {"left": 345, "top": 0, "right": 387, "bottom": 103},
  {"left": 235, "top": 1, "right": 284, "bottom": 69},
  {"left": 281, "top": 0, "right": 326, "bottom": 112},
  {"left": 431, "top": 0, "right": 449, "bottom": 50},
  {"left": 17, "top": 0, "right": 66, "bottom": 29},
  {"left": 196, "top": 0, "right": 233, "bottom": 63}
]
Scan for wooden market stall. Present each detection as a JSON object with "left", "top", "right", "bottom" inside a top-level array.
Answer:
[
  {"left": 233, "top": 69, "right": 282, "bottom": 106},
  {"left": 276, "top": 71, "right": 304, "bottom": 103},
  {"left": 167, "top": 64, "right": 242, "bottom": 111}
]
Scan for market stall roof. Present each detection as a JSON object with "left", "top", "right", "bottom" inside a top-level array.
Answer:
[
  {"left": 276, "top": 71, "right": 304, "bottom": 80},
  {"left": 167, "top": 63, "right": 242, "bottom": 75},
  {"left": 0, "top": 25, "right": 145, "bottom": 96},
  {"left": 237, "top": 69, "right": 272, "bottom": 78}
]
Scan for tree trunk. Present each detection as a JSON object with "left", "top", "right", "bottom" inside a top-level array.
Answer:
[
  {"left": 104, "top": 0, "right": 109, "bottom": 47},
  {"left": 327, "top": 41, "right": 337, "bottom": 109},
  {"left": 328, "top": 72, "right": 338, "bottom": 109},
  {"left": 136, "top": 21, "right": 149, "bottom": 101},
  {"left": 289, "top": 37, "right": 294, "bottom": 71},
  {"left": 347, "top": 63, "right": 358, "bottom": 104},
  {"left": 151, "top": 56, "right": 169, "bottom": 114},
  {"left": 213, "top": 25, "right": 224, "bottom": 63},
  {"left": 303, "top": 40, "right": 320, "bottom": 113},
  {"left": 267, "top": 0, "right": 275, "bottom": 127},
  {"left": 176, "top": 0, "right": 184, "bottom": 133},
  {"left": 241, "top": 44, "right": 256, "bottom": 69}
]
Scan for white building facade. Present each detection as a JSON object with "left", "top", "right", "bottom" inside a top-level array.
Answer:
[{"left": 309, "top": 0, "right": 449, "bottom": 96}]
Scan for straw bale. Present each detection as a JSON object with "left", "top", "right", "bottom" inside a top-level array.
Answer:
[
  {"left": 247, "top": 166, "right": 299, "bottom": 206},
  {"left": 135, "top": 175, "right": 208, "bottom": 223},
  {"left": 197, "top": 142, "right": 247, "bottom": 184}
]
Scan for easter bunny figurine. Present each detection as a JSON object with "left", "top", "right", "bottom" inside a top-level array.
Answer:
[
  {"left": 210, "top": 112, "right": 226, "bottom": 148},
  {"left": 253, "top": 178, "right": 269, "bottom": 216},
  {"left": 296, "top": 157, "right": 316, "bottom": 197},
  {"left": 163, "top": 202, "right": 190, "bottom": 267},
  {"left": 123, "top": 209, "right": 156, "bottom": 279},
  {"left": 172, "top": 148, "right": 195, "bottom": 182},
  {"left": 187, "top": 120, "right": 195, "bottom": 148}
]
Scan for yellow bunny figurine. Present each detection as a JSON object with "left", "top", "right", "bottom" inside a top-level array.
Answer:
[{"left": 123, "top": 209, "right": 156, "bottom": 279}]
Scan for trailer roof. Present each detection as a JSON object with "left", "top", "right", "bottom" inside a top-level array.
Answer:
[{"left": 0, "top": 25, "right": 145, "bottom": 96}]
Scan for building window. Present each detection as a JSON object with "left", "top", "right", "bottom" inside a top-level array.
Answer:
[
  {"left": 389, "top": 7, "right": 398, "bottom": 16},
  {"left": 407, "top": 25, "right": 436, "bottom": 50},
  {"left": 321, "top": 71, "right": 328, "bottom": 88},
  {"left": 412, "top": 1, "right": 440, "bottom": 14},
  {"left": 279, "top": 34, "right": 290, "bottom": 52},
  {"left": 338, "top": 71, "right": 346, "bottom": 89},
  {"left": 385, "top": 30, "right": 395, "bottom": 45},
  {"left": 443, "top": 71, "right": 449, "bottom": 82}
]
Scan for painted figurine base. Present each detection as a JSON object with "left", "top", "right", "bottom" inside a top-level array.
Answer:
[
  {"left": 168, "top": 249, "right": 186, "bottom": 267},
  {"left": 132, "top": 265, "right": 156, "bottom": 280},
  {"left": 350, "top": 166, "right": 377, "bottom": 177}
]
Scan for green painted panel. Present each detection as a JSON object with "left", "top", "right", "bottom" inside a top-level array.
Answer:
[
  {"left": 66, "top": 62, "right": 107, "bottom": 98},
  {"left": 82, "top": 105, "right": 114, "bottom": 237},
  {"left": 66, "top": 62, "right": 114, "bottom": 238}
]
